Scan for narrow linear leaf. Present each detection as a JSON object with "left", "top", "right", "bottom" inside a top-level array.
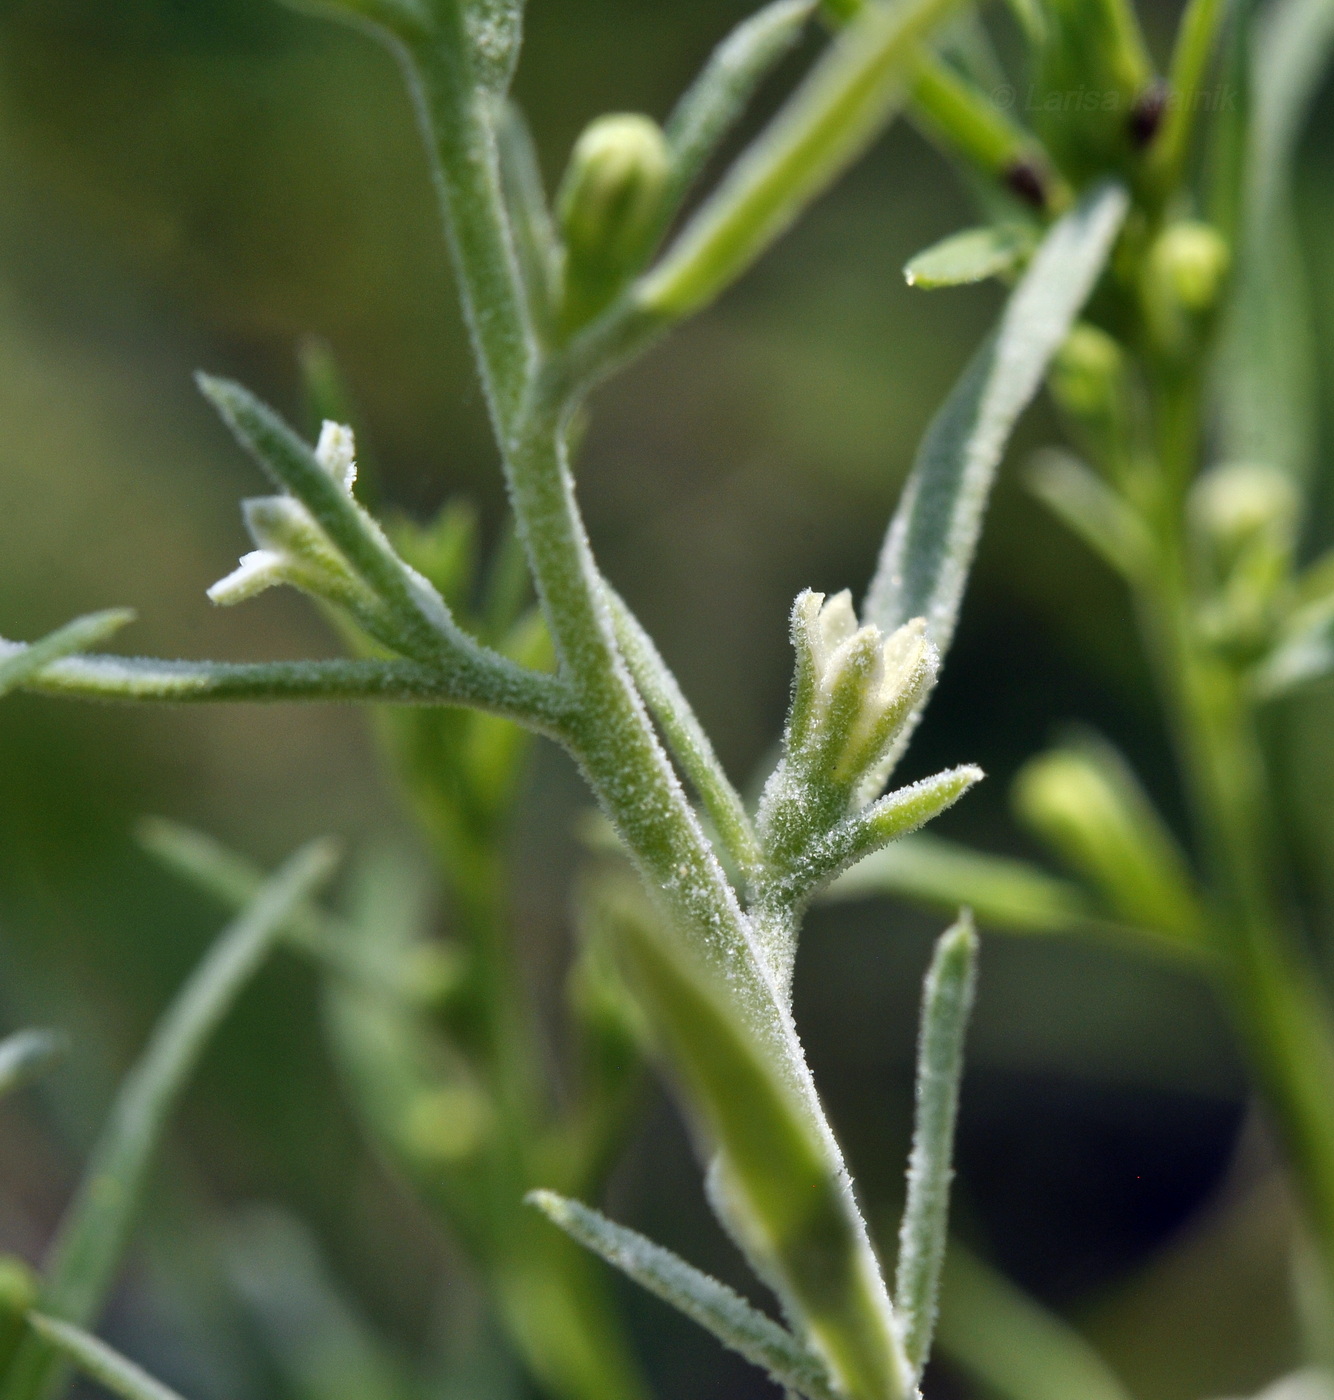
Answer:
[
  {"left": 0, "top": 612, "right": 135, "bottom": 699},
  {"left": 602, "top": 882, "right": 913, "bottom": 1400},
  {"left": 822, "top": 832, "right": 1091, "bottom": 931},
  {"left": 135, "top": 820, "right": 435, "bottom": 1002},
  {"left": 904, "top": 225, "right": 1033, "bottom": 290},
  {"left": 934, "top": 1244, "right": 1134, "bottom": 1400},
  {"left": 5, "top": 842, "right": 338, "bottom": 1400},
  {"left": 1219, "top": 0, "right": 1334, "bottom": 481},
  {"left": 865, "top": 180, "right": 1129, "bottom": 655},
  {"left": 894, "top": 913, "right": 977, "bottom": 1378},
  {"left": 226, "top": 1208, "right": 410, "bottom": 1400},
  {"left": 605, "top": 588, "right": 761, "bottom": 884},
  {"left": 1025, "top": 449, "right": 1152, "bottom": 580},
  {"left": 26, "top": 1317, "right": 187, "bottom": 1400},
  {"left": 663, "top": 0, "right": 818, "bottom": 206},
  {"left": 0, "top": 1031, "right": 67, "bottom": 1100},
  {"left": 778, "top": 767, "right": 983, "bottom": 908},
  {"left": 5, "top": 649, "right": 568, "bottom": 733},
  {"left": 528, "top": 1192, "right": 837, "bottom": 1400},
  {"left": 638, "top": 0, "right": 963, "bottom": 320}
]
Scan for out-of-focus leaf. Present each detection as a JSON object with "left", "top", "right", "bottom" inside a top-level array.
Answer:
[
  {"left": 25, "top": 1317, "right": 187, "bottom": 1400},
  {"left": 822, "top": 832, "right": 1092, "bottom": 932},
  {"left": 864, "top": 181, "right": 1129, "bottom": 657},
  {"left": 1217, "top": 0, "right": 1334, "bottom": 482},
  {"left": 528, "top": 1192, "right": 837, "bottom": 1400},
  {"left": 604, "top": 880, "right": 912, "bottom": 1400},
  {"left": 226, "top": 1207, "right": 411, "bottom": 1400},
  {"left": 638, "top": 0, "right": 966, "bottom": 320},
  {"left": 903, "top": 225, "right": 1033, "bottom": 289},
  {"left": 1254, "top": 617, "right": 1334, "bottom": 698},
  {"left": 0, "top": 1031, "right": 67, "bottom": 1099},
  {"left": 1025, "top": 449, "right": 1153, "bottom": 580},
  {"left": 1013, "top": 736, "right": 1207, "bottom": 948},
  {"left": 3, "top": 842, "right": 338, "bottom": 1400},
  {"left": 934, "top": 1244, "right": 1134, "bottom": 1400},
  {"left": 323, "top": 850, "right": 649, "bottom": 1400},
  {"left": 1214, "top": 1371, "right": 1334, "bottom": 1400},
  {"left": 663, "top": 0, "right": 818, "bottom": 210}
]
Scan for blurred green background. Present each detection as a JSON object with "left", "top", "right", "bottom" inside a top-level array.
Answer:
[{"left": 1, "top": 1, "right": 1333, "bottom": 1396}]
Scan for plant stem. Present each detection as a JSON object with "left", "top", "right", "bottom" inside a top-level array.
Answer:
[
  {"left": 399, "top": 23, "right": 913, "bottom": 1391},
  {"left": 1136, "top": 376, "right": 1334, "bottom": 1294},
  {"left": 399, "top": 26, "right": 534, "bottom": 438}
]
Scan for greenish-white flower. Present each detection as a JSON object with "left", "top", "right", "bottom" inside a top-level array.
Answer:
[
  {"left": 786, "top": 588, "right": 937, "bottom": 797},
  {"left": 208, "top": 421, "right": 363, "bottom": 608}
]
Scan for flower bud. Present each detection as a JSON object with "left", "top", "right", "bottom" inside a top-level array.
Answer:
[
  {"left": 1143, "top": 221, "right": 1230, "bottom": 355},
  {"left": 1191, "top": 461, "right": 1298, "bottom": 571},
  {"left": 1190, "top": 462, "right": 1299, "bottom": 653},
  {"left": 789, "top": 590, "right": 937, "bottom": 791},
  {"left": 1012, "top": 739, "right": 1202, "bottom": 943},
  {"left": 208, "top": 419, "right": 386, "bottom": 629},
  {"left": 1050, "top": 323, "right": 1125, "bottom": 418},
  {"left": 557, "top": 113, "right": 669, "bottom": 330},
  {"left": 401, "top": 1083, "right": 490, "bottom": 1164},
  {"left": 1149, "top": 221, "right": 1229, "bottom": 313},
  {"left": 0, "top": 1255, "right": 36, "bottom": 1377}
]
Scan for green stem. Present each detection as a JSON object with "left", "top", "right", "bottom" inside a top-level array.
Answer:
[
  {"left": 8, "top": 651, "right": 570, "bottom": 734},
  {"left": 1148, "top": 0, "right": 1227, "bottom": 197},
  {"left": 399, "top": 25, "right": 534, "bottom": 438},
  {"left": 1135, "top": 378, "right": 1334, "bottom": 1295}
]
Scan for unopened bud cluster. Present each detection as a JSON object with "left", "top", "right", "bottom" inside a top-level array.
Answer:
[{"left": 758, "top": 590, "right": 938, "bottom": 863}]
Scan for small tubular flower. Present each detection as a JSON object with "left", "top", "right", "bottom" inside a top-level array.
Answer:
[
  {"left": 207, "top": 421, "right": 391, "bottom": 639},
  {"left": 210, "top": 420, "right": 361, "bottom": 606}
]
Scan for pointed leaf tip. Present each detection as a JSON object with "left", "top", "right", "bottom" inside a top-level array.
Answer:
[{"left": 0, "top": 609, "right": 138, "bottom": 698}]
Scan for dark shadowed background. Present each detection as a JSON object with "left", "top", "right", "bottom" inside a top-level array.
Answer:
[{"left": 1, "top": 1, "right": 1333, "bottom": 1397}]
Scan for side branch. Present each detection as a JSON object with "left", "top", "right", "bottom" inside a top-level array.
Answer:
[{"left": 6, "top": 648, "right": 571, "bottom": 735}]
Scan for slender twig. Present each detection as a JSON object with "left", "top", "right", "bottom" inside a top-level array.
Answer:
[{"left": 7, "top": 649, "right": 572, "bottom": 735}]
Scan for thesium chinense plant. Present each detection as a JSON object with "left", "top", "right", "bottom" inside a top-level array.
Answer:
[{"left": 1, "top": 0, "right": 1333, "bottom": 1393}]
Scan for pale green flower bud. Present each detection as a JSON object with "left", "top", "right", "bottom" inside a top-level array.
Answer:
[
  {"left": 1190, "top": 462, "right": 1299, "bottom": 654},
  {"left": 1049, "top": 322, "right": 1126, "bottom": 421},
  {"left": 401, "top": 1083, "right": 490, "bottom": 1164},
  {"left": 557, "top": 113, "right": 669, "bottom": 331},
  {"left": 1150, "top": 221, "right": 1230, "bottom": 312},
  {"left": 1143, "top": 221, "right": 1230, "bottom": 355},
  {"left": 1013, "top": 739, "right": 1203, "bottom": 944},
  {"left": 1191, "top": 461, "right": 1298, "bottom": 568},
  {"left": 208, "top": 420, "right": 370, "bottom": 612},
  {"left": 784, "top": 589, "right": 937, "bottom": 799}
]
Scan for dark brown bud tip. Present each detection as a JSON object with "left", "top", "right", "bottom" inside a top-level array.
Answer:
[
  {"left": 1129, "top": 82, "right": 1168, "bottom": 149},
  {"left": 1003, "top": 158, "right": 1048, "bottom": 210}
]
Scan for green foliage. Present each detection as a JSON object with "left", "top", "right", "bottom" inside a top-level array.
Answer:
[{"left": 6, "top": 0, "right": 1334, "bottom": 1394}]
